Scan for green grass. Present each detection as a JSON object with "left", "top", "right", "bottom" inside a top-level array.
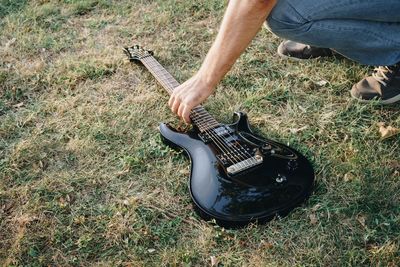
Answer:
[
  {"left": 1, "top": 0, "right": 399, "bottom": 266},
  {"left": 0, "top": 0, "right": 27, "bottom": 18}
]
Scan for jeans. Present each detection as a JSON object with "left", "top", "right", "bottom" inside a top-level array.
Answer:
[{"left": 266, "top": 0, "right": 400, "bottom": 66}]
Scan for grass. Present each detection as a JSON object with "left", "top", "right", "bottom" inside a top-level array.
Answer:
[{"left": 1, "top": 0, "right": 399, "bottom": 266}]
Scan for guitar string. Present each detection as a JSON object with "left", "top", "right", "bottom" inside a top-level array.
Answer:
[
  {"left": 140, "top": 57, "right": 223, "bottom": 133},
  {"left": 140, "top": 56, "right": 243, "bottom": 164},
  {"left": 140, "top": 57, "right": 243, "bottom": 163},
  {"left": 141, "top": 58, "right": 231, "bottom": 141},
  {"left": 140, "top": 55, "right": 254, "bottom": 164},
  {"left": 140, "top": 56, "right": 247, "bottom": 153},
  {"left": 142, "top": 61, "right": 252, "bottom": 165},
  {"left": 141, "top": 55, "right": 254, "bottom": 163},
  {"left": 189, "top": 107, "right": 253, "bottom": 161}
]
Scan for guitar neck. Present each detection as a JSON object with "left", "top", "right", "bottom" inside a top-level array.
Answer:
[
  {"left": 140, "top": 55, "right": 220, "bottom": 132},
  {"left": 140, "top": 56, "right": 180, "bottom": 94}
]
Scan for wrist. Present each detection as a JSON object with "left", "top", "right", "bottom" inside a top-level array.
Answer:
[{"left": 196, "top": 67, "right": 220, "bottom": 89}]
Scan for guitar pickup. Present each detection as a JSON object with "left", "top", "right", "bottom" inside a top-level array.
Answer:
[{"left": 198, "top": 126, "right": 235, "bottom": 144}]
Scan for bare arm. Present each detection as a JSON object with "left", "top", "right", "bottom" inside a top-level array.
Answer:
[{"left": 168, "top": 0, "right": 277, "bottom": 123}]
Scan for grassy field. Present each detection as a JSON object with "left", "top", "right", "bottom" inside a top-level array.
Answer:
[{"left": 1, "top": 0, "right": 399, "bottom": 266}]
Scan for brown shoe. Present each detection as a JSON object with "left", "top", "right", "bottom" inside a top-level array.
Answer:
[
  {"left": 277, "top": 40, "right": 334, "bottom": 60},
  {"left": 351, "top": 64, "right": 400, "bottom": 105}
]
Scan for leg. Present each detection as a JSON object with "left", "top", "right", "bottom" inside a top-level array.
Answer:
[{"left": 266, "top": 0, "right": 400, "bottom": 66}]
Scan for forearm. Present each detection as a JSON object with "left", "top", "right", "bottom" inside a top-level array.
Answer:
[
  {"left": 198, "top": 0, "right": 277, "bottom": 87},
  {"left": 169, "top": 0, "right": 277, "bottom": 123}
]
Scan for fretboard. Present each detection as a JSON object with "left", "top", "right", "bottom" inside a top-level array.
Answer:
[{"left": 140, "top": 55, "right": 220, "bottom": 132}]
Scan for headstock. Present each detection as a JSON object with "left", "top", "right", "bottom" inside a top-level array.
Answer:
[{"left": 123, "top": 45, "right": 154, "bottom": 62}]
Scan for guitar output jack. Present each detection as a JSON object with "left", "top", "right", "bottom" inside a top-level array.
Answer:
[{"left": 276, "top": 174, "right": 287, "bottom": 183}]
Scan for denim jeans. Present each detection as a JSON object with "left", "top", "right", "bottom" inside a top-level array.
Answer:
[{"left": 266, "top": 0, "right": 400, "bottom": 66}]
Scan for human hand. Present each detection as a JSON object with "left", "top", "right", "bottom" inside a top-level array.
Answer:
[{"left": 168, "top": 73, "right": 216, "bottom": 124}]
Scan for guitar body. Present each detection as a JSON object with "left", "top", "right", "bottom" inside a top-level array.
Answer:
[
  {"left": 124, "top": 45, "right": 315, "bottom": 228},
  {"left": 160, "top": 112, "right": 314, "bottom": 228}
]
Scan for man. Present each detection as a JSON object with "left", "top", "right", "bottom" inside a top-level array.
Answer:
[{"left": 168, "top": 0, "right": 400, "bottom": 124}]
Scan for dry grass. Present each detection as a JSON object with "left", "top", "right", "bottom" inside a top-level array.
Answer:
[{"left": 1, "top": 0, "right": 399, "bottom": 266}]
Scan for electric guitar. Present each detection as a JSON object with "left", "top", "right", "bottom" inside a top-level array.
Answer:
[{"left": 124, "top": 45, "right": 315, "bottom": 228}]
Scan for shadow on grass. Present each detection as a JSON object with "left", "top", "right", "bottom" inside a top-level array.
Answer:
[{"left": 0, "top": 0, "right": 28, "bottom": 19}]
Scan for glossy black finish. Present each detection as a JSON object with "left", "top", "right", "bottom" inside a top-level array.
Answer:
[{"left": 160, "top": 112, "right": 314, "bottom": 228}]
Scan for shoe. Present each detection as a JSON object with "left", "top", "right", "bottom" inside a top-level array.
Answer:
[
  {"left": 277, "top": 40, "right": 334, "bottom": 60},
  {"left": 351, "top": 64, "right": 400, "bottom": 104}
]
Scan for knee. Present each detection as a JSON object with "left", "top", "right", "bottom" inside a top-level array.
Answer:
[{"left": 265, "top": 0, "right": 309, "bottom": 38}]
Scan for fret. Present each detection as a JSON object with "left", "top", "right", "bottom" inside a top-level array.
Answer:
[
  {"left": 194, "top": 116, "right": 217, "bottom": 125},
  {"left": 190, "top": 108, "right": 220, "bottom": 131},
  {"left": 166, "top": 76, "right": 180, "bottom": 87}
]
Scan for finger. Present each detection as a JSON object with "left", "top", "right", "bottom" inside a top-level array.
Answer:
[
  {"left": 177, "top": 102, "right": 185, "bottom": 119},
  {"left": 168, "top": 95, "right": 175, "bottom": 108},
  {"left": 182, "top": 104, "right": 191, "bottom": 124},
  {"left": 171, "top": 98, "right": 180, "bottom": 114}
]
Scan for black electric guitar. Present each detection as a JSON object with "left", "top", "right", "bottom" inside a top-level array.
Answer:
[{"left": 124, "top": 45, "right": 315, "bottom": 228}]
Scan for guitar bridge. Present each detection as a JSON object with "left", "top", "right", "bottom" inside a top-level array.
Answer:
[{"left": 226, "top": 155, "right": 263, "bottom": 176}]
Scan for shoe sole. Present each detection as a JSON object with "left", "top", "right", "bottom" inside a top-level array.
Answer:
[
  {"left": 277, "top": 42, "right": 307, "bottom": 61},
  {"left": 276, "top": 42, "right": 336, "bottom": 61},
  {"left": 350, "top": 87, "right": 400, "bottom": 105}
]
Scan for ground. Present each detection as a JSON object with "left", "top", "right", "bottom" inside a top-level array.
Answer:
[{"left": 0, "top": 0, "right": 399, "bottom": 266}]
